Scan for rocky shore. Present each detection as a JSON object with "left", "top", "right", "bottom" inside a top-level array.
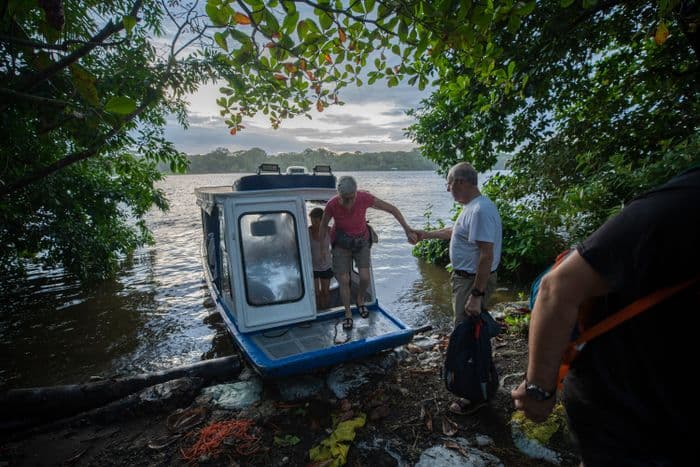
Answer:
[{"left": 0, "top": 302, "right": 580, "bottom": 466}]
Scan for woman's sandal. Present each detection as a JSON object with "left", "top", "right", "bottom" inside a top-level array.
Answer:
[
  {"left": 358, "top": 305, "right": 370, "bottom": 319},
  {"left": 342, "top": 317, "right": 353, "bottom": 330}
]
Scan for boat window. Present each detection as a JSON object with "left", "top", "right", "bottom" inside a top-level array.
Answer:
[
  {"left": 239, "top": 211, "right": 304, "bottom": 306},
  {"left": 202, "top": 208, "right": 220, "bottom": 285},
  {"left": 219, "top": 211, "right": 232, "bottom": 300},
  {"left": 250, "top": 219, "right": 276, "bottom": 236}
]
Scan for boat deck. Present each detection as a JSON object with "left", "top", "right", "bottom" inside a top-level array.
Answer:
[{"left": 250, "top": 310, "right": 400, "bottom": 360}]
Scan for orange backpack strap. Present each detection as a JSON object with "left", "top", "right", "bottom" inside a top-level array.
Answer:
[{"left": 557, "top": 275, "right": 700, "bottom": 389}]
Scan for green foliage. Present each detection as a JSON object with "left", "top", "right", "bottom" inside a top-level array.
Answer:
[
  {"left": 208, "top": 0, "right": 538, "bottom": 132},
  {"left": 1, "top": 0, "right": 212, "bottom": 279},
  {"left": 4, "top": 0, "right": 698, "bottom": 283},
  {"left": 407, "top": 1, "right": 700, "bottom": 280},
  {"left": 173, "top": 147, "right": 436, "bottom": 174},
  {"left": 503, "top": 312, "right": 530, "bottom": 336},
  {"left": 411, "top": 206, "right": 450, "bottom": 265}
]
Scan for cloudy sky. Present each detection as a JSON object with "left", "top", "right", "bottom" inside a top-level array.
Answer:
[{"left": 164, "top": 80, "right": 431, "bottom": 155}]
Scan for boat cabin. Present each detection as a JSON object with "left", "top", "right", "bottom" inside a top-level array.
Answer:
[{"left": 197, "top": 164, "right": 369, "bottom": 332}]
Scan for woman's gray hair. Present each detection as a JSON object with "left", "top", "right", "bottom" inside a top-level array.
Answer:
[{"left": 337, "top": 176, "right": 357, "bottom": 196}]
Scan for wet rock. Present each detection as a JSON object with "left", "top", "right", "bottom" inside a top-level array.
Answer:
[
  {"left": 365, "top": 348, "right": 407, "bottom": 373},
  {"left": 511, "top": 427, "right": 562, "bottom": 465},
  {"left": 474, "top": 434, "right": 494, "bottom": 447},
  {"left": 499, "top": 372, "right": 525, "bottom": 392},
  {"left": 240, "top": 399, "right": 277, "bottom": 421},
  {"left": 326, "top": 363, "right": 372, "bottom": 399},
  {"left": 198, "top": 378, "right": 262, "bottom": 410},
  {"left": 417, "top": 351, "right": 442, "bottom": 367},
  {"left": 415, "top": 437, "right": 504, "bottom": 467},
  {"left": 412, "top": 336, "right": 440, "bottom": 351},
  {"left": 138, "top": 377, "right": 202, "bottom": 404},
  {"left": 357, "top": 437, "right": 406, "bottom": 467},
  {"left": 274, "top": 374, "right": 325, "bottom": 401}
]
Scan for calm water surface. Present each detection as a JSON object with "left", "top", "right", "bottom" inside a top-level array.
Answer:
[{"left": 0, "top": 171, "right": 519, "bottom": 390}]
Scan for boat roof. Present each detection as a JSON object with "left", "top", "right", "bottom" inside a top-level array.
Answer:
[{"left": 195, "top": 164, "right": 337, "bottom": 210}]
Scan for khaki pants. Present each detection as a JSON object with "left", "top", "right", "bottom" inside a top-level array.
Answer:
[
  {"left": 332, "top": 244, "right": 371, "bottom": 273},
  {"left": 451, "top": 272, "right": 498, "bottom": 327}
]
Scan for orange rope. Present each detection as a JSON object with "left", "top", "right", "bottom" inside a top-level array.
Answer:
[{"left": 181, "top": 419, "right": 260, "bottom": 462}]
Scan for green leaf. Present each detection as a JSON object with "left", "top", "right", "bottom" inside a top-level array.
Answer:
[
  {"left": 105, "top": 96, "right": 137, "bottom": 115},
  {"left": 274, "top": 435, "right": 300, "bottom": 447},
  {"left": 206, "top": 3, "right": 228, "bottom": 26},
  {"left": 283, "top": 10, "right": 299, "bottom": 32},
  {"left": 517, "top": 1, "right": 536, "bottom": 16},
  {"left": 123, "top": 16, "right": 137, "bottom": 33},
  {"left": 319, "top": 12, "right": 333, "bottom": 30},
  {"left": 214, "top": 32, "right": 228, "bottom": 51},
  {"left": 297, "top": 19, "right": 309, "bottom": 38},
  {"left": 69, "top": 64, "right": 99, "bottom": 106}
]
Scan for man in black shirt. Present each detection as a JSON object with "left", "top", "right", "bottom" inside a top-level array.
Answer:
[{"left": 511, "top": 167, "right": 699, "bottom": 465}]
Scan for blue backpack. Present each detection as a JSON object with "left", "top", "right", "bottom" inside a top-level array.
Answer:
[{"left": 443, "top": 313, "right": 499, "bottom": 403}]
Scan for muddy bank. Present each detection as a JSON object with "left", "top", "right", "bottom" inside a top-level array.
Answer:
[{"left": 0, "top": 302, "right": 580, "bottom": 466}]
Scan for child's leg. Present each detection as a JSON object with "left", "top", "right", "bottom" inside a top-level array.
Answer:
[
  {"left": 320, "top": 277, "right": 331, "bottom": 308},
  {"left": 314, "top": 277, "right": 322, "bottom": 307}
]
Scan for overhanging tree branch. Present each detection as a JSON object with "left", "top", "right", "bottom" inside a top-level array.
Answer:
[
  {"left": 0, "top": 87, "right": 69, "bottom": 106},
  {"left": 17, "top": 0, "right": 144, "bottom": 93},
  {"left": 1, "top": 97, "right": 154, "bottom": 198}
]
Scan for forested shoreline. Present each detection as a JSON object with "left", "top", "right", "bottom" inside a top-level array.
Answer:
[{"left": 164, "top": 147, "right": 438, "bottom": 174}]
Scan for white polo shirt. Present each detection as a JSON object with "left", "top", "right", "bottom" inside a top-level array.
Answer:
[{"left": 449, "top": 195, "right": 502, "bottom": 273}]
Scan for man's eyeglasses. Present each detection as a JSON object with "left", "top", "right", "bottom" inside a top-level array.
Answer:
[{"left": 446, "top": 178, "right": 462, "bottom": 188}]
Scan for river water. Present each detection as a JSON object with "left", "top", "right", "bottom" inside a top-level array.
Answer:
[{"left": 0, "top": 171, "right": 519, "bottom": 390}]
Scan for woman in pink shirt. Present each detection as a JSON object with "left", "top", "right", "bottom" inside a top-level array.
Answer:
[{"left": 319, "top": 176, "right": 417, "bottom": 329}]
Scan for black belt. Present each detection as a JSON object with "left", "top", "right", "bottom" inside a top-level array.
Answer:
[{"left": 454, "top": 269, "right": 496, "bottom": 278}]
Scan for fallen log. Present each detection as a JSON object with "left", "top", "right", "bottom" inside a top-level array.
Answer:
[
  {"left": 0, "top": 355, "right": 241, "bottom": 424},
  {"left": 2, "top": 377, "right": 206, "bottom": 441}
]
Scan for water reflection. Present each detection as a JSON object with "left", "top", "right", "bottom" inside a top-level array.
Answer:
[
  {"left": 401, "top": 260, "right": 454, "bottom": 332},
  {"left": 0, "top": 271, "right": 156, "bottom": 389}
]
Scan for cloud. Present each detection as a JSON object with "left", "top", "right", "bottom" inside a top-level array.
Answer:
[{"left": 167, "top": 80, "right": 431, "bottom": 155}]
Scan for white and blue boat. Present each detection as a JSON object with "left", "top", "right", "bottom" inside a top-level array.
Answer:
[{"left": 195, "top": 164, "right": 415, "bottom": 378}]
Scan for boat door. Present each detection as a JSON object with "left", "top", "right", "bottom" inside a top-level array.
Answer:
[{"left": 226, "top": 195, "right": 316, "bottom": 332}]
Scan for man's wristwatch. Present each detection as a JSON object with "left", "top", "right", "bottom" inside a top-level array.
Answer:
[
  {"left": 470, "top": 288, "right": 485, "bottom": 297},
  {"left": 525, "top": 381, "right": 555, "bottom": 401}
]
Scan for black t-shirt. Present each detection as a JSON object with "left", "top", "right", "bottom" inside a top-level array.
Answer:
[{"left": 565, "top": 167, "right": 700, "bottom": 456}]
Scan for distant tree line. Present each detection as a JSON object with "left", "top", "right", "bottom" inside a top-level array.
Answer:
[{"left": 169, "top": 147, "right": 440, "bottom": 173}]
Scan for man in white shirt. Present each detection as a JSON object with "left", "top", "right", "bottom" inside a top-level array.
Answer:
[{"left": 416, "top": 162, "right": 502, "bottom": 414}]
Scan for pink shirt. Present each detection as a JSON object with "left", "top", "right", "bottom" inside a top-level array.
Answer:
[{"left": 325, "top": 191, "right": 375, "bottom": 240}]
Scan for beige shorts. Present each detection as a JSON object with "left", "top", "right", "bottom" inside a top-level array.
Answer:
[
  {"left": 332, "top": 244, "right": 371, "bottom": 274},
  {"left": 451, "top": 272, "right": 498, "bottom": 327}
]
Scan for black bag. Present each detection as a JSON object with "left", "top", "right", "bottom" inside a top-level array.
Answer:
[
  {"left": 443, "top": 313, "right": 499, "bottom": 403},
  {"left": 367, "top": 223, "right": 378, "bottom": 246},
  {"left": 335, "top": 227, "right": 373, "bottom": 252}
]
